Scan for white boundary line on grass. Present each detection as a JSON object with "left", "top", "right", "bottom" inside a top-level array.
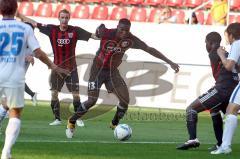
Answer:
[{"left": 16, "top": 140, "right": 215, "bottom": 145}]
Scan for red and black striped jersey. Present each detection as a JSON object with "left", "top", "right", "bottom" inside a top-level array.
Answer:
[
  {"left": 37, "top": 23, "right": 91, "bottom": 71},
  {"left": 95, "top": 28, "right": 148, "bottom": 69}
]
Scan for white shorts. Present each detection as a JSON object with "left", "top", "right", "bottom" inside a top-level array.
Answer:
[
  {"left": 0, "top": 86, "right": 25, "bottom": 109},
  {"left": 229, "top": 83, "right": 240, "bottom": 105}
]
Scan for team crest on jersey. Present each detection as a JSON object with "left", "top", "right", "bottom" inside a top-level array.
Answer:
[
  {"left": 119, "top": 39, "right": 132, "bottom": 49},
  {"left": 103, "top": 39, "right": 133, "bottom": 53},
  {"left": 68, "top": 33, "right": 73, "bottom": 38}
]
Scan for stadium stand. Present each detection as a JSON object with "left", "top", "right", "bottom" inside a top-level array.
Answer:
[
  {"left": 173, "top": 9, "right": 185, "bottom": 23},
  {"left": 18, "top": 2, "right": 34, "bottom": 16},
  {"left": 17, "top": 0, "right": 240, "bottom": 25},
  {"left": 194, "top": 10, "right": 205, "bottom": 24},
  {"left": 148, "top": 8, "right": 162, "bottom": 22},
  {"left": 84, "top": 0, "right": 103, "bottom": 3},
  {"left": 229, "top": 14, "right": 240, "bottom": 23},
  {"left": 230, "top": 0, "right": 240, "bottom": 10},
  {"left": 205, "top": 12, "right": 212, "bottom": 25},
  {"left": 130, "top": 7, "right": 147, "bottom": 22},
  {"left": 53, "top": 3, "right": 71, "bottom": 17},
  {"left": 128, "top": 0, "right": 145, "bottom": 5},
  {"left": 72, "top": 4, "right": 90, "bottom": 19},
  {"left": 184, "top": 0, "right": 203, "bottom": 8},
  {"left": 144, "top": 0, "right": 165, "bottom": 6},
  {"left": 109, "top": 6, "right": 128, "bottom": 20},
  {"left": 165, "top": 0, "right": 184, "bottom": 7},
  {"left": 202, "top": 0, "right": 212, "bottom": 8},
  {"left": 91, "top": 5, "right": 108, "bottom": 20},
  {"left": 35, "top": 2, "right": 53, "bottom": 17}
]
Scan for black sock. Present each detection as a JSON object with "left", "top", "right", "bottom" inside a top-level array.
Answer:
[
  {"left": 186, "top": 108, "right": 198, "bottom": 140},
  {"left": 211, "top": 112, "right": 223, "bottom": 146},
  {"left": 112, "top": 107, "right": 127, "bottom": 126},
  {"left": 73, "top": 99, "right": 81, "bottom": 112},
  {"left": 25, "top": 83, "right": 35, "bottom": 97},
  {"left": 69, "top": 104, "right": 87, "bottom": 125},
  {"left": 51, "top": 100, "right": 60, "bottom": 120}
]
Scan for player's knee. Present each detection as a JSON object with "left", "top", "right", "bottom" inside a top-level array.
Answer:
[
  {"left": 119, "top": 102, "right": 128, "bottom": 110},
  {"left": 51, "top": 91, "right": 59, "bottom": 101}
]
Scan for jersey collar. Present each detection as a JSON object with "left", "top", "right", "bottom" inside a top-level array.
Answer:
[{"left": 2, "top": 18, "right": 15, "bottom": 20}]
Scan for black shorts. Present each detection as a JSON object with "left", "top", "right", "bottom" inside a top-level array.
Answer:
[
  {"left": 88, "top": 66, "right": 126, "bottom": 93},
  {"left": 198, "top": 87, "right": 234, "bottom": 113},
  {"left": 50, "top": 69, "right": 79, "bottom": 92}
]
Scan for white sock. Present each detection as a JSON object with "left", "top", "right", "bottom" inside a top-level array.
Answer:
[
  {"left": 1, "top": 118, "right": 21, "bottom": 159},
  {"left": 221, "top": 114, "right": 238, "bottom": 149}
]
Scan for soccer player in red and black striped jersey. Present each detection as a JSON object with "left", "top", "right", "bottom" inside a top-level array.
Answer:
[
  {"left": 176, "top": 32, "right": 239, "bottom": 151},
  {"left": 65, "top": 18, "right": 180, "bottom": 138},
  {"left": 18, "top": 9, "right": 98, "bottom": 126}
]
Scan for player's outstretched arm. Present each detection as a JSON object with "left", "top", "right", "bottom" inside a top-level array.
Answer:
[
  {"left": 34, "top": 49, "right": 70, "bottom": 75},
  {"left": 16, "top": 12, "right": 37, "bottom": 27},
  {"left": 143, "top": 46, "right": 179, "bottom": 73},
  {"left": 90, "top": 33, "right": 100, "bottom": 40}
]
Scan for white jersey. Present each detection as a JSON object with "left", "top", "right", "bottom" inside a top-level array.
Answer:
[
  {"left": 0, "top": 19, "right": 40, "bottom": 88},
  {"left": 227, "top": 40, "right": 240, "bottom": 73}
]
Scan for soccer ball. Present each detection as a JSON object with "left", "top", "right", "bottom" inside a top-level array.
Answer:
[{"left": 114, "top": 124, "right": 132, "bottom": 141}]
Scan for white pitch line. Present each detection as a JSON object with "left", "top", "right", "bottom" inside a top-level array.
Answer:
[{"left": 15, "top": 140, "right": 215, "bottom": 145}]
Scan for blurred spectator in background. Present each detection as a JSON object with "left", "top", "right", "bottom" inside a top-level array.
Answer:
[
  {"left": 210, "top": 0, "right": 228, "bottom": 26},
  {"left": 159, "top": 7, "right": 177, "bottom": 24},
  {"left": 185, "top": 12, "right": 199, "bottom": 25}
]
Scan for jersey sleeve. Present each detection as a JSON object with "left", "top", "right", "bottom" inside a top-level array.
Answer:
[
  {"left": 37, "top": 23, "right": 52, "bottom": 36},
  {"left": 26, "top": 26, "right": 40, "bottom": 54},
  {"left": 75, "top": 27, "right": 92, "bottom": 41},
  {"left": 228, "top": 41, "right": 240, "bottom": 64},
  {"left": 131, "top": 35, "right": 148, "bottom": 50}
]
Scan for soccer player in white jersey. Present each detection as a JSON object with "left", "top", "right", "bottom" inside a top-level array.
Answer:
[
  {"left": 0, "top": 0, "right": 69, "bottom": 158},
  {"left": 211, "top": 23, "right": 240, "bottom": 155}
]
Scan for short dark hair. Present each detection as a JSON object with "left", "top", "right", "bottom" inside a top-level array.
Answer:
[
  {"left": 119, "top": 18, "right": 131, "bottom": 26},
  {"left": 0, "top": 0, "right": 18, "bottom": 16},
  {"left": 58, "top": 9, "right": 70, "bottom": 18},
  {"left": 225, "top": 23, "right": 240, "bottom": 40},
  {"left": 206, "top": 32, "right": 222, "bottom": 44}
]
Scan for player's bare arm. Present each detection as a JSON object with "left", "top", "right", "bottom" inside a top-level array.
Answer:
[
  {"left": 90, "top": 33, "right": 100, "bottom": 40},
  {"left": 16, "top": 12, "right": 37, "bottom": 27},
  {"left": 34, "top": 48, "right": 70, "bottom": 76},
  {"left": 142, "top": 46, "right": 180, "bottom": 73},
  {"left": 217, "top": 46, "right": 235, "bottom": 71}
]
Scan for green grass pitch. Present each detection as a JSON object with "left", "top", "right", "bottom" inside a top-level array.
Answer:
[{"left": 0, "top": 101, "right": 240, "bottom": 159}]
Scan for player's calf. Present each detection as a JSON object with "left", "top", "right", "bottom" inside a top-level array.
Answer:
[{"left": 111, "top": 104, "right": 127, "bottom": 127}]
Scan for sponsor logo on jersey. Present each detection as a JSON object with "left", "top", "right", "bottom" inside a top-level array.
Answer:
[
  {"left": 57, "top": 39, "right": 70, "bottom": 47},
  {"left": 103, "top": 39, "right": 133, "bottom": 53}
]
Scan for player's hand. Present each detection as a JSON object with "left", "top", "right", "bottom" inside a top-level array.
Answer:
[
  {"left": 170, "top": 62, "right": 179, "bottom": 73},
  {"left": 50, "top": 64, "right": 70, "bottom": 78},
  {"left": 217, "top": 46, "right": 226, "bottom": 57},
  {"left": 95, "top": 24, "right": 106, "bottom": 38},
  {"left": 25, "top": 55, "right": 34, "bottom": 65}
]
